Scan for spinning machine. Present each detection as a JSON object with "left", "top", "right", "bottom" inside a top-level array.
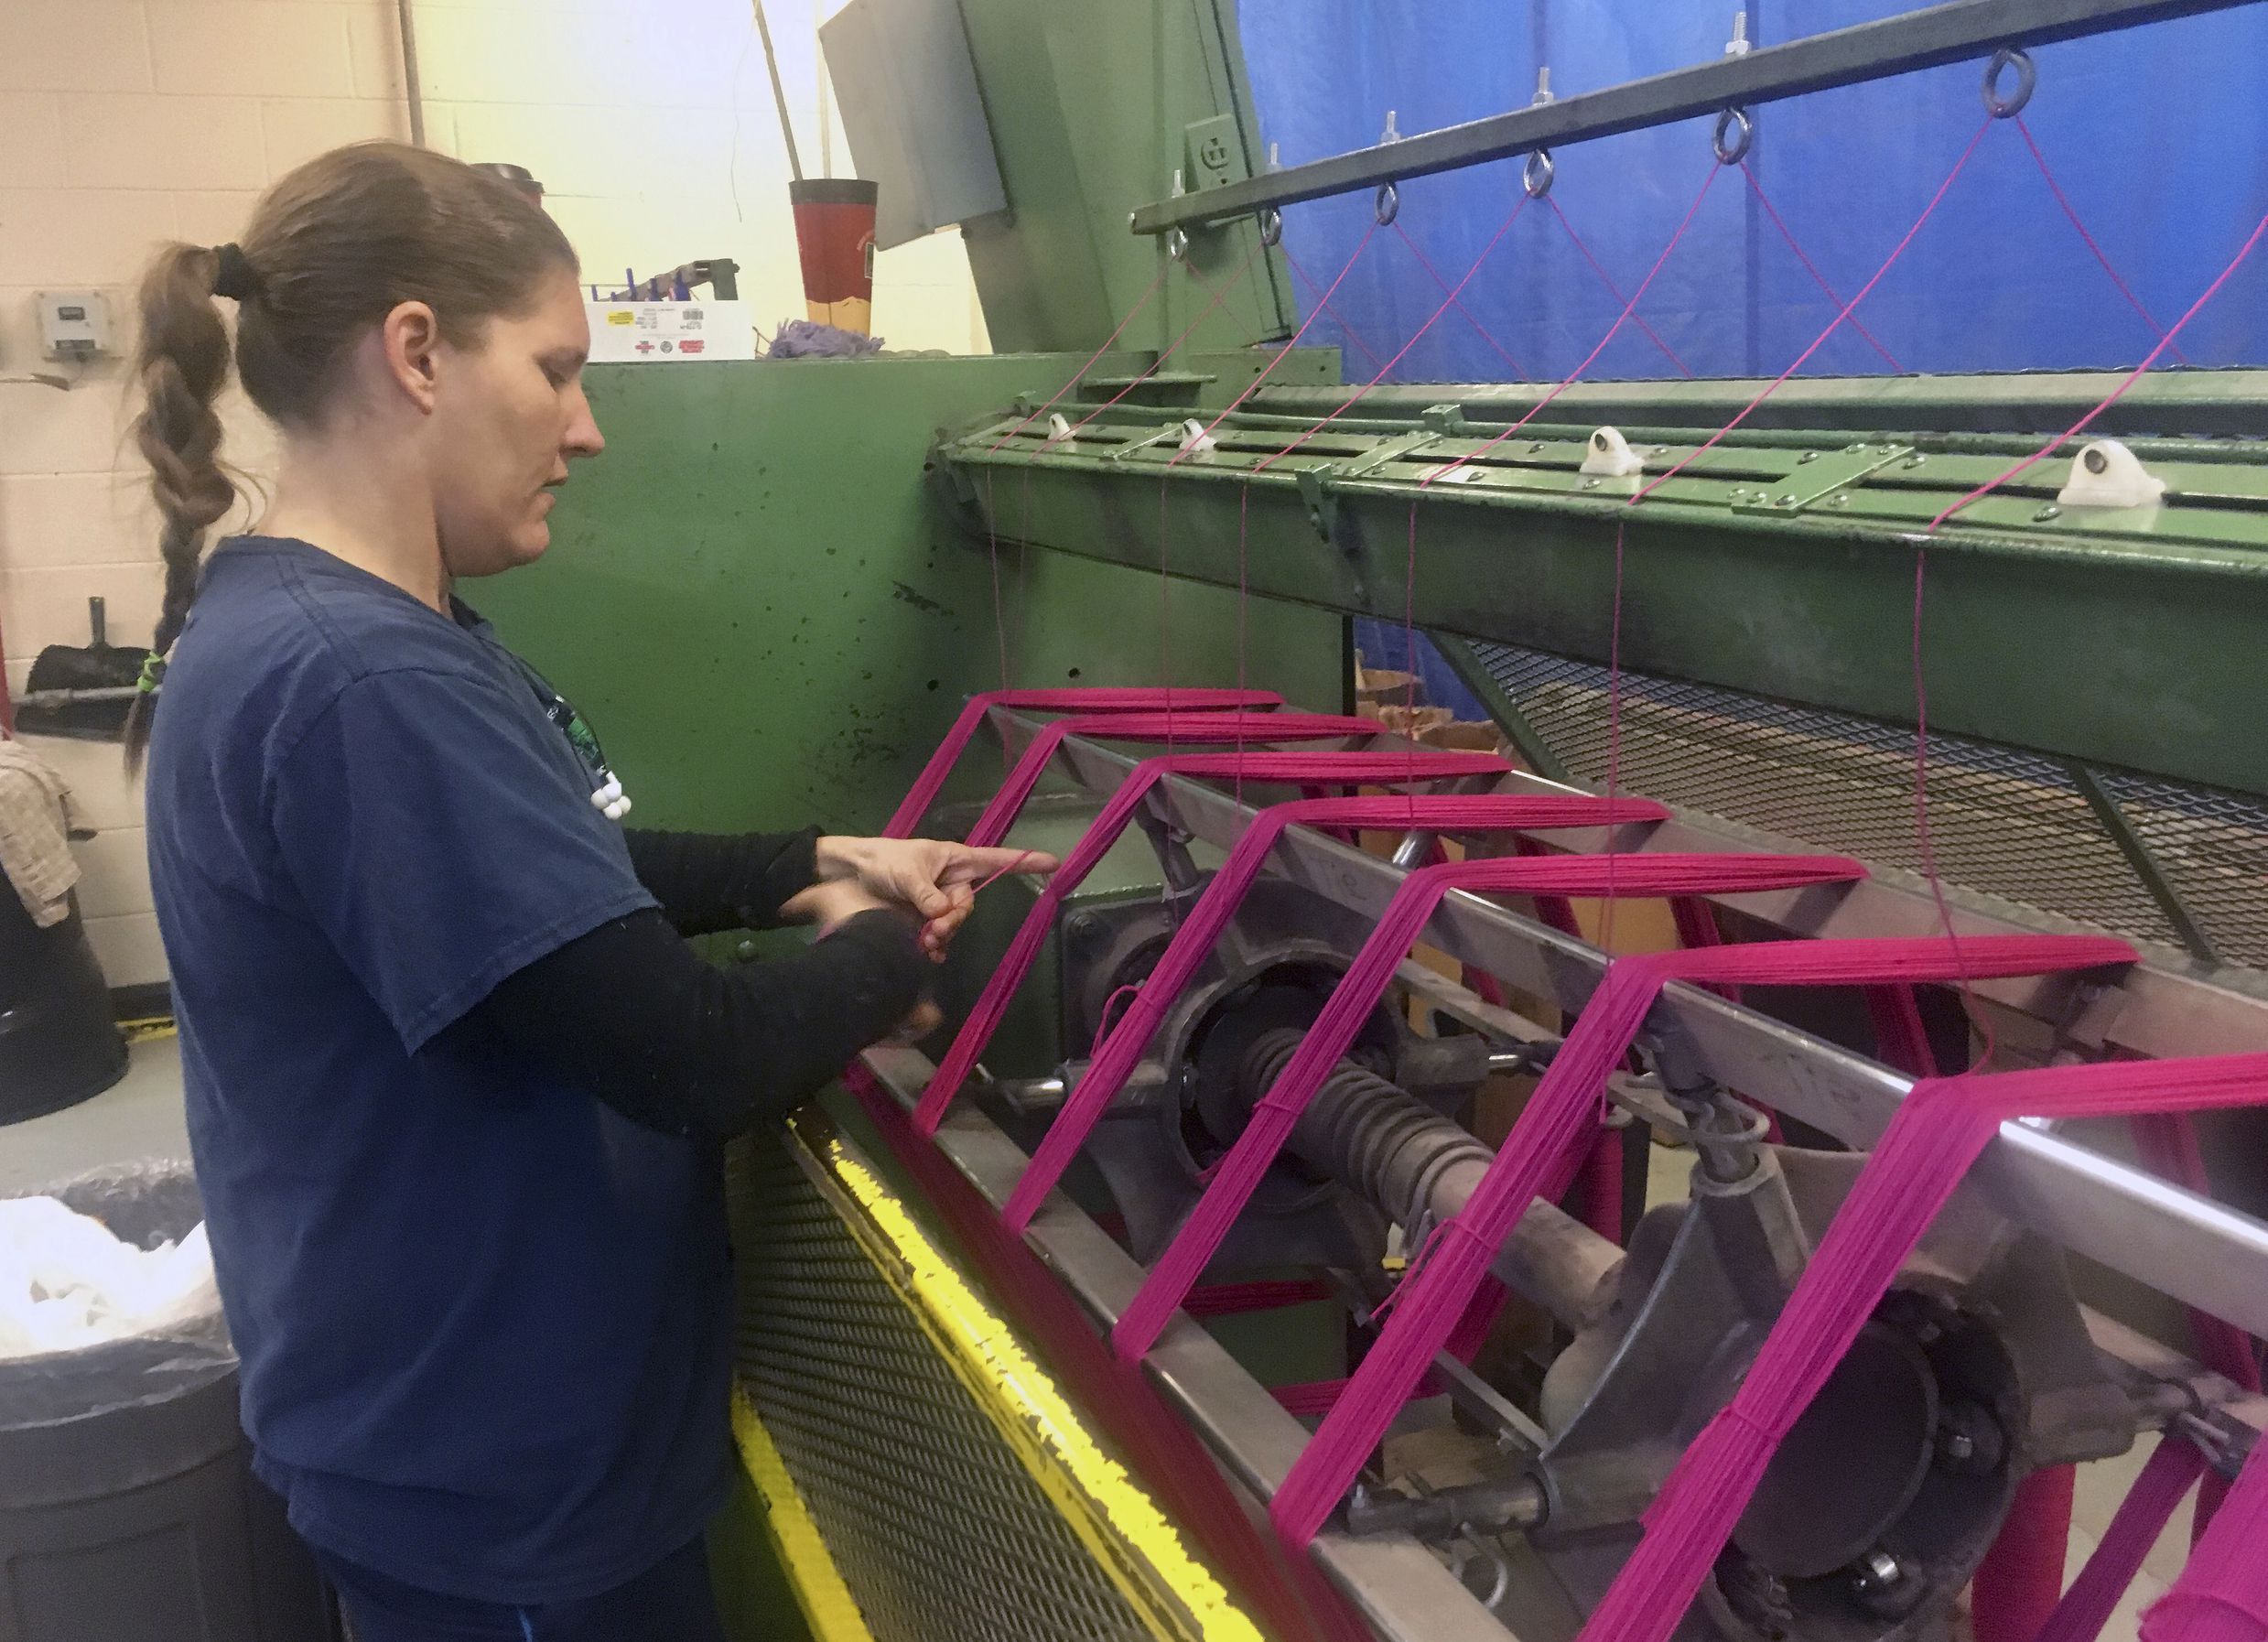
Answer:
[{"left": 487, "top": 3, "right": 2268, "bottom": 1638}]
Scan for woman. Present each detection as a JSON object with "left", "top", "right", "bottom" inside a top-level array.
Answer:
[{"left": 131, "top": 142, "right": 1045, "bottom": 1641}]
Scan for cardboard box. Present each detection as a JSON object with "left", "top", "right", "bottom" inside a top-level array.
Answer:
[{"left": 586, "top": 300, "right": 757, "bottom": 362}]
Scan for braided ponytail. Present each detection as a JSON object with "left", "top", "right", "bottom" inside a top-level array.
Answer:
[
  {"left": 119, "top": 143, "right": 577, "bottom": 776},
  {"left": 124, "top": 243, "right": 239, "bottom": 772}
]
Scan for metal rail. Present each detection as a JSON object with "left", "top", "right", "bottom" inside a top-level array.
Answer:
[
  {"left": 1249, "top": 371, "right": 2268, "bottom": 441},
  {"left": 1131, "top": 0, "right": 2266, "bottom": 234},
  {"left": 1005, "top": 712, "right": 2268, "bottom": 1341}
]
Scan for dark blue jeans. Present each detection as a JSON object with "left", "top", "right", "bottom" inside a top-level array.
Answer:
[{"left": 320, "top": 1535, "right": 730, "bottom": 1642}]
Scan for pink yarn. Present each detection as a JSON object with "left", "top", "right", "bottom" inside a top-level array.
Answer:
[
  {"left": 1269, "top": 932, "right": 2139, "bottom": 1549},
  {"left": 965, "top": 712, "right": 1378, "bottom": 848},
  {"left": 885, "top": 687, "right": 1280, "bottom": 839},
  {"left": 911, "top": 750, "right": 1510, "bottom": 1134},
  {"left": 2142, "top": 1437, "right": 2268, "bottom": 1642},
  {"left": 2038, "top": 1437, "right": 2209, "bottom": 1642},
  {"left": 1574, "top": 1040, "right": 2268, "bottom": 1642},
  {"left": 1111, "top": 851, "right": 1874, "bottom": 1363},
  {"left": 1000, "top": 791, "right": 1672, "bottom": 1229}
]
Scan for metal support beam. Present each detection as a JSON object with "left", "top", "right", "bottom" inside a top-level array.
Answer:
[
  {"left": 1131, "top": 0, "right": 2267, "bottom": 234},
  {"left": 2068, "top": 762, "right": 2226, "bottom": 967},
  {"left": 1432, "top": 632, "right": 1576, "bottom": 785}
]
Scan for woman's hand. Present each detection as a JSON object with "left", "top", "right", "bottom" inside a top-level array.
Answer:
[
  {"left": 777, "top": 876, "right": 892, "bottom": 933},
  {"left": 774, "top": 879, "right": 943, "bottom": 1044},
  {"left": 814, "top": 837, "right": 1058, "bottom": 961}
]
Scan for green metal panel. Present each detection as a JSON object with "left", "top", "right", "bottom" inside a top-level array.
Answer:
[
  {"left": 940, "top": 397, "right": 2268, "bottom": 795},
  {"left": 955, "top": 0, "right": 1293, "bottom": 355},
  {"left": 470, "top": 355, "right": 1341, "bottom": 840}
]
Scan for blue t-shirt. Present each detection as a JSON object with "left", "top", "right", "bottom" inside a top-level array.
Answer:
[{"left": 146, "top": 537, "right": 732, "bottom": 1604}]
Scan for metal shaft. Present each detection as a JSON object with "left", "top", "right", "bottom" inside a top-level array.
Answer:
[{"left": 1242, "top": 1031, "right": 1623, "bottom": 1332}]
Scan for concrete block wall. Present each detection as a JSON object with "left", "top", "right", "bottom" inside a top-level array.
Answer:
[{"left": 0, "top": 0, "right": 987, "bottom": 990}]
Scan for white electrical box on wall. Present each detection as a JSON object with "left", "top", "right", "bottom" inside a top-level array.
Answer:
[{"left": 37, "top": 291, "right": 114, "bottom": 361}]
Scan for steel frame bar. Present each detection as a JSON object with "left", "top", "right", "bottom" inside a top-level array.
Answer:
[{"left": 1129, "top": 0, "right": 2268, "bottom": 234}]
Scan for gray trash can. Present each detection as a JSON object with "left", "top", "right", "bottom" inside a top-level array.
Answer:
[{"left": 0, "top": 1163, "right": 339, "bottom": 1641}]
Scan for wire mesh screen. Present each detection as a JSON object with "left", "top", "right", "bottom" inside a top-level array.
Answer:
[
  {"left": 1466, "top": 640, "right": 2268, "bottom": 970},
  {"left": 2096, "top": 772, "right": 2268, "bottom": 969},
  {"left": 727, "top": 1133, "right": 1161, "bottom": 1642}
]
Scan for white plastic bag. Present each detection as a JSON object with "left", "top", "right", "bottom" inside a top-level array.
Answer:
[{"left": 0, "top": 1194, "right": 217, "bottom": 1361}]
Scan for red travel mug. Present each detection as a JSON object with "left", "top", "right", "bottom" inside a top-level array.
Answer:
[{"left": 789, "top": 178, "right": 879, "bottom": 334}]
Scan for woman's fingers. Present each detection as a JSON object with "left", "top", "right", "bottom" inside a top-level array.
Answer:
[{"left": 940, "top": 845, "right": 1059, "bottom": 886}]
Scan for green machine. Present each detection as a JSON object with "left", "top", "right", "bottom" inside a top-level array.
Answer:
[{"left": 479, "top": 2, "right": 2268, "bottom": 1640}]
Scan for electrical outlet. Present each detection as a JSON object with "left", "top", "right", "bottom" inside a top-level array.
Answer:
[{"left": 37, "top": 291, "right": 113, "bottom": 361}]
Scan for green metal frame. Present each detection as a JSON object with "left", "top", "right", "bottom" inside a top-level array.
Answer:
[
  {"left": 938, "top": 393, "right": 2268, "bottom": 796},
  {"left": 475, "top": 355, "right": 1342, "bottom": 842},
  {"left": 953, "top": 0, "right": 1294, "bottom": 356}
]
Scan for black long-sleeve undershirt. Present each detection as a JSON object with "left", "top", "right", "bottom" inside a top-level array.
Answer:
[
  {"left": 470, "top": 902, "right": 927, "bottom": 1140},
  {"left": 621, "top": 826, "right": 820, "bottom": 936}
]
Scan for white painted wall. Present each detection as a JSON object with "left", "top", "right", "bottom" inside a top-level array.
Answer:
[{"left": 0, "top": 0, "right": 986, "bottom": 987}]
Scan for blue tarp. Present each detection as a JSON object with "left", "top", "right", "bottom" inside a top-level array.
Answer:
[{"left": 1232, "top": 1, "right": 2268, "bottom": 702}]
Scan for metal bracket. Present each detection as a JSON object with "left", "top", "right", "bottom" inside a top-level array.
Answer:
[
  {"left": 1295, "top": 465, "right": 1339, "bottom": 539},
  {"left": 1106, "top": 420, "right": 1193, "bottom": 462},
  {"left": 1730, "top": 440, "right": 1913, "bottom": 514},
  {"left": 1342, "top": 429, "right": 1447, "bottom": 481}
]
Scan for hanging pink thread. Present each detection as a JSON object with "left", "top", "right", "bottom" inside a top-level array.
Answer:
[
  {"left": 983, "top": 262, "right": 1172, "bottom": 453},
  {"left": 1737, "top": 162, "right": 1906, "bottom": 373},
  {"left": 1059, "top": 240, "right": 1271, "bottom": 444},
  {"left": 1280, "top": 243, "right": 1391, "bottom": 373},
  {"left": 1423, "top": 165, "right": 1723, "bottom": 488},
  {"left": 1547, "top": 195, "right": 1695, "bottom": 376},
  {"left": 2015, "top": 114, "right": 2189, "bottom": 362},
  {"left": 1906, "top": 197, "right": 2268, "bottom": 1029},
  {"left": 1388, "top": 217, "right": 1528, "bottom": 379},
  {"left": 1627, "top": 120, "right": 1991, "bottom": 505},
  {"left": 1170, "top": 223, "right": 1383, "bottom": 466},
  {"left": 1256, "top": 199, "right": 1528, "bottom": 473}
]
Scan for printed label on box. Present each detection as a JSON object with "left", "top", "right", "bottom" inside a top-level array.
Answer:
[{"left": 586, "top": 301, "right": 754, "bottom": 362}]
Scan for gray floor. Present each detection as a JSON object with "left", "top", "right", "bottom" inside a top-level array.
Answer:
[{"left": 2, "top": 1032, "right": 189, "bottom": 1194}]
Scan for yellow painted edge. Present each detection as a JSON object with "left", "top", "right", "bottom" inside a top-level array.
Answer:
[
  {"left": 730, "top": 1388, "right": 879, "bottom": 1642},
  {"left": 788, "top": 1112, "right": 1268, "bottom": 1642}
]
